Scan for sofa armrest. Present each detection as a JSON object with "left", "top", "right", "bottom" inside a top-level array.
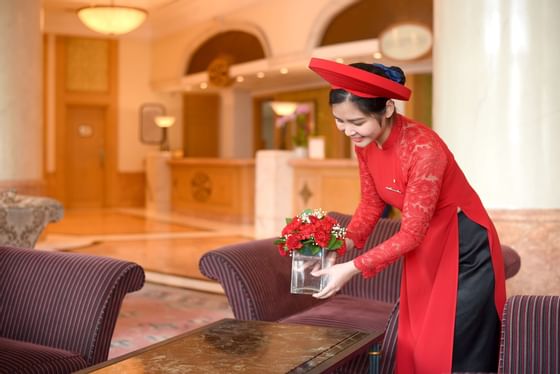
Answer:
[
  {"left": 501, "top": 245, "right": 521, "bottom": 279},
  {"left": 0, "top": 246, "right": 145, "bottom": 366},
  {"left": 199, "top": 238, "right": 322, "bottom": 321}
]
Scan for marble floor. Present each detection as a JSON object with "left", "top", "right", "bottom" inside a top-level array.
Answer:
[
  {"left": 36, "top": 208, "right": 560, "bottom": 297},
  {"left": 37, "top": 208, "right": 255, "bottom": 293}
]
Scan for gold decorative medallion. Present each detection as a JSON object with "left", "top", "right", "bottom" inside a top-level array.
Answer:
[{"left": 208, "top": 56, "right": 233, "bottom": 87}]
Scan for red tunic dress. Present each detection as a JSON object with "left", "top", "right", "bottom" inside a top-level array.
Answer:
[{"left": 347, "top": 114, "right": 506, "bottom": 374}]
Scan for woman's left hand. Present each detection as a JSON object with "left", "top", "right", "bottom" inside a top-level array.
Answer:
[{"left": 311, "top": 260, "right": 360, "bottom": 299}]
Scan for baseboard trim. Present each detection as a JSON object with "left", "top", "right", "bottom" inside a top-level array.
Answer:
[{"left": 144, "top": 271, "right": 225, "bottom": 294}]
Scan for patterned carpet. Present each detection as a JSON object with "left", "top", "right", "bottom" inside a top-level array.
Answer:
[{"left": 109, "top": 282, "right": 233, "bottom": 359}]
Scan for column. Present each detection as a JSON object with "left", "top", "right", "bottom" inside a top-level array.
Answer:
[
  {"left": 433, "top": 0, "right": 560, "bottom": 297},
  {"left": 433, "top": 0, "right": 560, "bottom": 209},
  {"left": 145, "top": 151, "right": 172, "bottom": 212},
  {"left": 220, "top": 88, "right": 253, "bottom": 158},
  {"left": 254, "top": 150, "right": 294, "bottom": 239},
  {"left": 0, "top": 0, "right": 43, "bottom": 193}
]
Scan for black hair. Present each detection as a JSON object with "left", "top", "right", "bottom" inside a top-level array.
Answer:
[{"left": 328, "top": 63, "right": 406, "bottom": 116}]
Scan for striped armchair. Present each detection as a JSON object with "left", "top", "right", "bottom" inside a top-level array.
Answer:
[
  {"left": 199, "top": 212, "right": 403, "bottom": 374},
  {"left": 0, "top": 246, "right": 145, "bottom": 374},
  {"left": 373, "top": 296, "right": 560, "bottom": 374},
  {"left": 498, "top": 295, "right": 559, "bottom": 374},
  {"left": 200, "top": 213, "right": 403, "bottom": 323}
]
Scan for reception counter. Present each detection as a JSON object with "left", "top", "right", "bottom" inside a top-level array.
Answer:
[
  {"left": 167, "top": 156, "right": 359, "bottom": 226},
  {"left": 169, "top": 158, "right": 255, "bottom": 224},
  {"left": 289, "top": 158, "right": 360, "bottom": 216}
]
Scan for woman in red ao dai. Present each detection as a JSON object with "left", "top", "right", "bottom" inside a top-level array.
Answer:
[{"left": 308, "top": 58, "right": 506, "bottom": 374}]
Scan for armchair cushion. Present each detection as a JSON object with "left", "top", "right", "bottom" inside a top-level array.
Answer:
[
  {"left": 280, "top": 294, "right": 394, "bottom": 333},
  {"left": 0, "top": 337, "right": 87, "bottom": 374}
]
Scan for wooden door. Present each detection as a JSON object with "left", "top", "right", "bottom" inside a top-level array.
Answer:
[
  {"left": 183, "top": 93, "right": 220, "bottom": 157},
  {"left": 65, "top": 105, "right": 106, "bottom": 208}
]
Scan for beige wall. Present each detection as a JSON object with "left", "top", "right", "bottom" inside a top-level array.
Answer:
[
  {"left": 150, "top": 0, "right": 354, "bottom": 86},
  {"left": 117, "top": 39, "right": 182, "bottom": 172}
]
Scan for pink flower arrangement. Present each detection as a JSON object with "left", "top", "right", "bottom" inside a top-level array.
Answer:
[{"left": 275, "top": 209, "right": 347, "bottom": 257}]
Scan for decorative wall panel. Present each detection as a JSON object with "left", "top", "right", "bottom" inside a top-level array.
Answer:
[{"left": 66, "top": 38, "right": 109, "bottom": 92}]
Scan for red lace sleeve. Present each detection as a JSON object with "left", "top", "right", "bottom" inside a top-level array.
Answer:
[
  {"left": 346, "top": 147, "right": 386, "bottom": 249},
  {"left": 353, "top": 131, "right": 448, "bottom": 278}
]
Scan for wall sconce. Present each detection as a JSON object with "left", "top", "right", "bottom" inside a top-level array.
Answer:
[{"left": 154, "top": 115, "right": 175, "bottom": 152}]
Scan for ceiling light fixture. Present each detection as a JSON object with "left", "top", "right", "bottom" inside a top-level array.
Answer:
[
  {"left": 379, "top": 23, "right": 433, "bottom": 61},
  {"left": 77, "top": 2, "right": 147, "bottom": 35},
  {"left": 270, "top": 102, "right": 298, "bottom": 116}
]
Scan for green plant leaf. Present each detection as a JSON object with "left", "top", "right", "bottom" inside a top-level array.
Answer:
[
  {"left": 327, "top": 235, "right": 338, "bottom": 249},
  {"left": 298, "top": 244, "right": 322, "bottom": 256},
  {"left": 311, "top": 245, "right": 322, "bottom": 255}
]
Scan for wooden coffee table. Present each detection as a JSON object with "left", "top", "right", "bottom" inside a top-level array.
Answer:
[{"left": 78, "top": 318, "right": 381, "bottom": 373}]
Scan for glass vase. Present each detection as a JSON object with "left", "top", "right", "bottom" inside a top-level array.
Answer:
[{"left": 290, "top": 247, "right": 330, "bottom": 294}]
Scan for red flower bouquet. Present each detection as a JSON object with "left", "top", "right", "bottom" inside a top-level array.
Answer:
[{"left": 274, "top": 208, "right": 347, "bottom": 257}]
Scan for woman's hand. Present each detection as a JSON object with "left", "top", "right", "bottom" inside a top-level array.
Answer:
[
  {"left": 309, "top": 239, "right": 350, "bottom": 274},
  {"left": 311, "top": 260, "right": 360, "bottom": 299}
]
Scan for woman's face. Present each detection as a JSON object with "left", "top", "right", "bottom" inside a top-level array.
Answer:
[{"left": 332, "top": 100, "right": 393, "bottom": 148}]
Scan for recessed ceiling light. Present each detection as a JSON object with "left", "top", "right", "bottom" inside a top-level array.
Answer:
[
  {"left": 335, "top": 58, "right": 344, "bottom": 63},
  {"left": 373, "top": 52, "right": 383, "bottom": 59},
  {"left": 280, "top": 67, "right": 289, "bottom": 74},
  {"left": 200, "top": 82, "right": 208, "bottom": 89},
  {"left": 236, "top": 76, "right": 244, "bottom": 82},
  {"left": 256, "top": 72, "right": 265, "bottom": 79}
]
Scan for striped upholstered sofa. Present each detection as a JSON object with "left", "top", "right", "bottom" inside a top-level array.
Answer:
[
  {"left": 0, "top": 246, "right": 145, "bottom": 374},
  {"left": 199, "top": 212, "right": 521, "bottom": 373}
]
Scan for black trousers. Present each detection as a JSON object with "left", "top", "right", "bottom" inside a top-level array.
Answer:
[{"left": 451, "top": 211, "right": 501, "bottom": 372}]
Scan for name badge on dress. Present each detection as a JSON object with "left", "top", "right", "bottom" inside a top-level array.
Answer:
[{"left": 385, "top": 186, "right": 402, "bottom": 194}]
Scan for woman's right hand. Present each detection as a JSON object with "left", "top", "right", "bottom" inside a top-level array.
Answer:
[{"left": 311, "top": 260, "right": 360, "bottom": 299}]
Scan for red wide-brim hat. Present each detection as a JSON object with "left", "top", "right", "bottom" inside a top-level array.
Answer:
[{"left": 308, "top": 57, "right": 411, "bottom": 101}]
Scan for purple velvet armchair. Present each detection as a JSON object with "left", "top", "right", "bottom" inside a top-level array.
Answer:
[{"left": 0, "top": 246, "right": 145, "bottom": 374}]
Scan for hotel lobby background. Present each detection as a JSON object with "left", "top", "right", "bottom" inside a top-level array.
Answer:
[{"left": 0, "top": 0, "right": 558, "bottom": 297}]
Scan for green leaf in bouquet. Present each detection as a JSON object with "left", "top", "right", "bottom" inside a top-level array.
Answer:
[
  {"left": 327, "top": 235, "right": 339, "bottom": 249},
  {"left": 274, "top": 237, "right": 286, "bottom": 245},
  {"left": 299, "top": 243, "right": 321, "bottom": 256}
]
